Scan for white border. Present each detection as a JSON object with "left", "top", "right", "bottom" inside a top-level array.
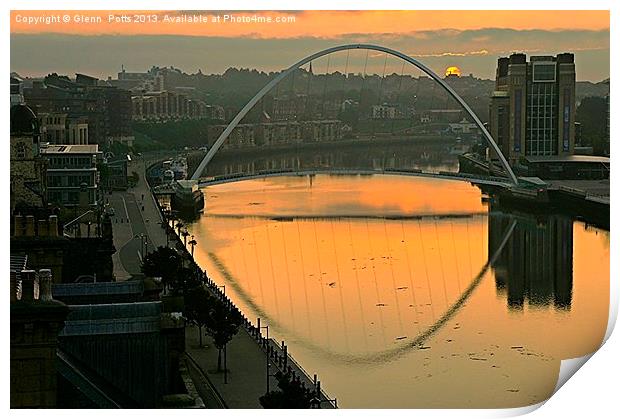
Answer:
[{"left": 2, "top": 1, "right": 616, "bottom": 418}]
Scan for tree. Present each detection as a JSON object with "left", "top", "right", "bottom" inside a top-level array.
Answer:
[
  {"left": 259, "top": 371, "right": 314, "bottom": 408},
  {"left": 141, "top": 246, "right": 183, "bottom": 291},
  {"left": 576, "top": 96, "right": 608, "bottom": 155},
  {"left": 203, "top": 297, "right": 242, "bottom": 375},
  {"left": 175, "top": 221, "right": 185, "bottom": 236},
  {"left": 169, "top": 266, "right": 202, "bottom": 296},
  {"left": 184, "top": 285, "right": 211, "bottom": 347}
]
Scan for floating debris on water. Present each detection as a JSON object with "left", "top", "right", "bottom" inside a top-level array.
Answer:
[
  {"left": 395, "top": 336, "right": 407, "bottom": 340},
  {"left": 376, "top": 303, "right": 387, "bottom": 307}
]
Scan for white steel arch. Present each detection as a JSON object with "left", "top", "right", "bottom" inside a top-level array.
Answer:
[{"left": 191, "top": 44, "right": 519, "bottom": 185}]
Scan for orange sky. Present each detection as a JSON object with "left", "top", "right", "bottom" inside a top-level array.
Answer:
[{"left": 10, "top": 10, "right": 610, "bottom": 38}]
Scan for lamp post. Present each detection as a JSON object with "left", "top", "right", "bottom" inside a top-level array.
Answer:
[
  {"left": 259, "top": 324, "right": 272, "bottom": 393},
  {"left": 189, "top": 236, "right": 197, "bottom": 257},
  {"left": 182, "top": 228, "right": 189, "bottom": 247}
]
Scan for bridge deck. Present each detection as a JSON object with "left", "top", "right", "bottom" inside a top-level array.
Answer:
[{"left": 197, "top": 168, "right": 513, "bottom": 188}]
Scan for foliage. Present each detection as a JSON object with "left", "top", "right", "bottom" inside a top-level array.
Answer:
[
  {"left": 132, "top": 119, "right": 221, "bottom": 151},
  {"left": 576, "top": 96, "right": 608, "bottom": 155},
  {"left": 141, "top": 246, "right": 183, "bottom": 291},
  {"left": 184, "top": 285, "right": 211, "bottom": 346},
  {"left": 203, "top": 297, "right": 242, "bottom": 371},
  {"left": 128, "top": 171, "right": 140, "bottom": 187},
  {"left": 259, "top": 371, "right": 314, "bottom": 409},
  {"left": 169, "top": 266, "right": 202, "bottom": 296}
]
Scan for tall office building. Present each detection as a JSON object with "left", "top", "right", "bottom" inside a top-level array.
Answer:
[{"left": 489, "top": 53, "right": 576, "bottom": 165}]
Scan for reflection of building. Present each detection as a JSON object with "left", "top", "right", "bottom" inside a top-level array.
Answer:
[
  {"left": 489, "top": 210, "right": 573, "bottom": 309},
  {"left": 41, "top": 144, "right": 102, "bottom": 207},
  {"left": 489, "top": 53, "right": 576, "bottom": 165}
]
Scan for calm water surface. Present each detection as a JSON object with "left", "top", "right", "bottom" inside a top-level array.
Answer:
[{"left": 187, "top": 174, "right": 609, "bottom": 408}]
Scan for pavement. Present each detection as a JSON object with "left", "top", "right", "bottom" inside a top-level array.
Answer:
[{"left": 185, "top": 324, "right": 280, "bottom": 408}]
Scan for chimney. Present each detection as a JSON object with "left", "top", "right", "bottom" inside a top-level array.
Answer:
[
  {"left": 38, "top": 269, "right": 53, "bottom": 302},
  {"left": 13, "top": 215, "right": 24, "bottom": 237},
  {"left": 38, "top": 219, "right": 49, "bottom": 237},
  {"left": 20, "top": 270, "right": 37, "bottom": 302},
  {"left": 25, "top": 216, "right": 35, "bottom": 236},
  {"left": 48, "top": 215, "right": 59, "bottom": 237}
]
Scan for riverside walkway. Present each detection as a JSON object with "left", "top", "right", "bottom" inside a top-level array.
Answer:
[{"left": 111, "top": 155, "right": 336, "bottom": 408}]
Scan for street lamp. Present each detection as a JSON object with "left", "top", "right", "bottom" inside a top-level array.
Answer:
[
  {"left": 259, "top": 324, "right": 274, "bottom": 393},
  {"left": 189, "top": 236, "right": 197, "bottom": 257}
]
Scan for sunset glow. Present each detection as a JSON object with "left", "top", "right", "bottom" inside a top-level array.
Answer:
[{"left": 10, "top": 10, "right": 609, "bottom": 38}]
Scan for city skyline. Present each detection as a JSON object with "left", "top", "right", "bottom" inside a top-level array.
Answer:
[{"left": 10, "top": 10, "right": 610, "bottom": 81}]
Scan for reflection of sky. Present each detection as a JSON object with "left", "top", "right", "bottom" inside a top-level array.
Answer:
[
  {"left": 203, "top": 174, "right": 487, "bottom": 218},
  {"left": 188, "top": 175, "right": 609, "bottom": 408}
]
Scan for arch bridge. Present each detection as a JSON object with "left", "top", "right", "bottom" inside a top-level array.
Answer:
[{"left": 190, "top": 44, "right": 519, "bottom": 186}]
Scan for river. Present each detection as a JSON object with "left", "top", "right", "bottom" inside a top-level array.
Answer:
[{"left": 185, "top": 173, "right": 609, "bottom": 408}]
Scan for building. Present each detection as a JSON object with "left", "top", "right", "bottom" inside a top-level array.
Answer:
[
  {"left": 41, "top": 144, "right": 102, "bottom": 207},
  {"left": 489, "top": 53, "right": 576, "bottom": 165},
  {"left": 23, "top": 74, "right": 133, "bottom": 147},
  {"left": 11, "top": 75, "right": 25, "bottom": 106},
  {"left": 255, "top": 121, "right": 302, "bottom": 146},
  {"left": 448, "top": 118, "right": 480, "bottom": 136},
  {"left": 10, "top": 104, "right": 47, "bottom": 211},
  {"left": 371, "top": 104, "right": 397, "bottom": 120},
  {"left": 301, "top": 120, "right": 343, "bottom": 142},
  {"left": 207, "top": 123, "right": 256, "bottom": 149},
  {"left": 11, "top": 267, "right": 69, "bottom": 408},
  {"left": 131, "top": 91, "right": 217, "bottom": 122},
  {"left": 38, "top": 113, "right": 89, "bottom": 145}
]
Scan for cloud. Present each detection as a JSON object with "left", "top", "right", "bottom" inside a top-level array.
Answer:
[{"left": 10, "top": 27, "right": 609, "bottom": 81}]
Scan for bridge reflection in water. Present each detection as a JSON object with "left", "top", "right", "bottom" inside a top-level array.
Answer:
[{"left": 186, "top": 174, "right": 609, "bottom": 408}]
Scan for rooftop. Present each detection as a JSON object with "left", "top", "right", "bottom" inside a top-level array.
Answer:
[
  {"left": 41, "top": 144, "right": 100, "bottom": 155},
  {"left": 525, "top": 155, "right": 610, "bottom": 164}
]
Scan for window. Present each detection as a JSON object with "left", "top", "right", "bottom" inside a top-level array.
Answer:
[
  {"left": 532, "top": 63, "right": 556, "bottom": 83},
  {"left": 15, "top": 143, "right": 26, "bottom": 159}
]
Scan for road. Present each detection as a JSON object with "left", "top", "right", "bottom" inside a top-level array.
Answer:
[{"left": 109, "top": 156, "right": 169, "bottom": 279}]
